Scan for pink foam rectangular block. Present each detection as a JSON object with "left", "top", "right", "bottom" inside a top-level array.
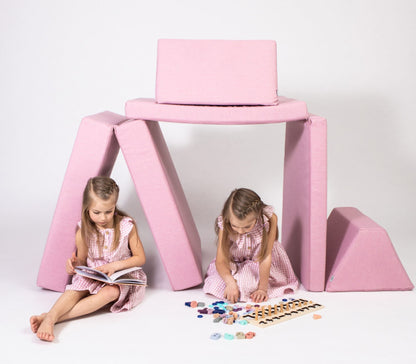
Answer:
[
  {"left": 156, "top": 39, "right": 278, "bottom": 106},
  {"left": 282, "top": 115, "right": 327, "bottom": 291},
  {"left": 114, "top": 119, "right": 203, "bottom": 290},
  {"left": 125, "top": 97, "right": 308, "bottom": 125},
  {"left": 37, "top": 111, "right": 126, "bottom": 292}
]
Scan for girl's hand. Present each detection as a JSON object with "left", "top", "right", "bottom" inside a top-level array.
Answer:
[
  {"left": 250, "top": 289, "right": 268, "bottom": 303},
  {"left": 66, "top": 252, "right": 78, "bottom": 275},
  {"left": 96, "top": 263, "right": 118, "bottom": 277},
  {"left": 224, "top": 281, "right": 240, "bottom": 303}
]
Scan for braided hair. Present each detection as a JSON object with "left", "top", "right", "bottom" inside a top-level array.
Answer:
[{"left": 216, "top": 188, "right": 278, "bottom": 263}]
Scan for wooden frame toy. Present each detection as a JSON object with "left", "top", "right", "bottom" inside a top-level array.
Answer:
[{"left": 242, "top": 298, "right": 324, "bottom": 328}]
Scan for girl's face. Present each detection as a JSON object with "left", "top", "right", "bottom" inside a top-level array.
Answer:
[
  {"left": 88, "top": 192, "right": 117, "bottom": 229},
  {"left": 229, "top": 211, "right": 257, "bottom": 235}
]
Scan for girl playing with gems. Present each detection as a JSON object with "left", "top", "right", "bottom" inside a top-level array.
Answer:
[
  {"left": 30, "top": 177, "right": 147, "bottom": 342},
  {"left": 203, "top": 188, "right": 298, "bottom": 303}
]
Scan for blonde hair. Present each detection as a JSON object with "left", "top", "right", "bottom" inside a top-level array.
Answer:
[
  {"left": 216, "top": 188, "right": 278, "bottom": 263},
  {"left": 81, "top": 177, "right": 131, "bottom": 256}
]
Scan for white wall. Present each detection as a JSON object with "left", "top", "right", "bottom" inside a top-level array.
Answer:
[{"left": 1, "top": 0, "right": 415, "bottom": 285}]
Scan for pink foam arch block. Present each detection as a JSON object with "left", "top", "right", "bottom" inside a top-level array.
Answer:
[
  {"left": 114, "top": 119, "right": 203, "bottom": 290},
  {"left": 282, "top": 115, "right": 327, "bottom": 291},
  {"left": 37, "top": 111, "right": 126, "bottom": 292},
  {"left": 325, "top": 207, "right": 414, "bottom": 291},
  {"left": 125, "top": 96, "right": 308, "bottom": 125}
]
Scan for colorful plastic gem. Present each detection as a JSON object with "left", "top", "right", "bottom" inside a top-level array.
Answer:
[
  {"left": 245, "top": 332, "right": 256, "bottom": 339},
  {"left": 210, "top": 333, "right": 221, "bottom": 340},
  {"left": 224, "top": 333, "right": 234, "bottom": 340}
]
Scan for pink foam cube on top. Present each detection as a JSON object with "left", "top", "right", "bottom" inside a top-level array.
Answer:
[{"left": 156, "top": 39, "right": 278, "bottom": 106}]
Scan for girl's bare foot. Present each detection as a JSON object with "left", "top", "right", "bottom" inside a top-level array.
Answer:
[
  {"left": 30, "top": 313, "right": 47, "bottom": 333},
  {"left": 36, "top": 315, "right": 55, "bottom": 342}
]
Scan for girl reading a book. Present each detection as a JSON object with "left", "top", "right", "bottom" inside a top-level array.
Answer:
[{"left": 30, "top": 177, "right": 147, "bottom": 342}]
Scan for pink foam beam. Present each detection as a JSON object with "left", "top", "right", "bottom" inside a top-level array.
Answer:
[
  {"left": 37, "top": 111, "right": 126, "bottom": 292},
  {"left": 282, "top": 115, "right": 328, "bottom": 291},
  {"left": 114, "top": 119, "right": 203, "bottom": 290}
]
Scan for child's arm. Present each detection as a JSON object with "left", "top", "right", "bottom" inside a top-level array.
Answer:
[
  {"left": 250, "top": 213, "right": 278, "bottom": 303},
  {"left": 66, "top": 229, "right": 88, "bottom": 274},
  {"left": 96, "top": 225, "right": 146, "bottom": 276},
  {"left": 215, "top": 229, "right": 240, "bottom": 303}
]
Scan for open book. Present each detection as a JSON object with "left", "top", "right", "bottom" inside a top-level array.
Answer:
[{"left": 74, "top": 266, "right": 146, "bottom": 286}]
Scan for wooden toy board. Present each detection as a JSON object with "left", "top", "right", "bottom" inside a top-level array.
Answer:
[{"left": 242, "top": 299, "right": 324, "bottom": 328}]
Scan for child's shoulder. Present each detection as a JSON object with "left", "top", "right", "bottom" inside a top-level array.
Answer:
[
  {"left": 119, "top": 215, "right": 136, "bottom": 234},
  {"left": 216, "top": 215, "right": 225, "bottom": 229},
  {"left": 120, "top": 215, "right": 133, "bottom": 222},
  {"left": 263, "top": 205, "right": 275, "bottom": 219}
]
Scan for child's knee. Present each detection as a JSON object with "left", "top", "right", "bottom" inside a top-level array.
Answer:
[{"left": 101, "top": 285, "right": 120, "bottom": 302}]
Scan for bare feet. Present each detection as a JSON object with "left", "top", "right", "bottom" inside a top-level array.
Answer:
[
  {"left": 30, "top": 313, "right": 46, "bottom": 333},
  {"left": 31, "top": 314, "right": 55, "bottom": 342}
]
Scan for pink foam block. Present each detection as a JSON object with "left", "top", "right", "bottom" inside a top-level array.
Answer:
[
  {"left": 282, "top": 115, "right": 327, "bottom": 291},
  {"left": 37, "top": 111, "right": 126, "bottom": 292},
  {"left": 114, "top": 119, "right": 203, "bottom": 290},
  {"left": 325, "top": 207, "right": 414, "bottom": 291},
  {"left": 156, "top": 39, "right": 278, "bottom": 106},
  {"left": 125, "top": 97, "right": 308, "bottom": 125}
]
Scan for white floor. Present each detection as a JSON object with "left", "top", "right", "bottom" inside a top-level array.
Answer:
[{"left": 2, "top": 228, "right": 415, "bottom": 364}]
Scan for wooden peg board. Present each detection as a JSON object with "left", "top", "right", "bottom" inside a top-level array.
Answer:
[{"left": 242, "top": 299, "right": 324, "bottom": 328}]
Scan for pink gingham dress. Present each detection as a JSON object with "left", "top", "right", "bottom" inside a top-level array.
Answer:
[
  {"left": 66, "top": 217, "right": 146, "bottom": 312},
  {"left": 203, "top": 206, "right": 298, "bottom": 302}
]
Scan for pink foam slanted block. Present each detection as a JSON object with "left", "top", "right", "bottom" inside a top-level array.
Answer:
[
  {"left": 325, "top": 207, "right": 414, "bottom": 291},
  {"left": 156, "top": 39, "right": 278, "bottom": 106},
  {"left": 37, "top": 111, "right": 126, "bottom": 292},
  {"left": 125, "top": 97, "right": 308, "bottom": 125},
  {"left": 282, "top": 115, "right": 327, "bottom": 292},
  {"left": 114, "top": 119, "right": 203, "bottom": 290}
]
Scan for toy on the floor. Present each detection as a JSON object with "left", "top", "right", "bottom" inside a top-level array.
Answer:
[
  {"left": 186, "top": 300, "right": 251, "bottom": 325},
  {"left": 186, "top": 300, "right": 258, "bottom": 340},
  {"left": 186, "top": 298, "right": 323, "bottom": 331},
  {"left": 210, "top": 331, "right": 256, "bottom": 340},
  {"left": 242, "top": 298, "right": 324, "bottom": 328}
]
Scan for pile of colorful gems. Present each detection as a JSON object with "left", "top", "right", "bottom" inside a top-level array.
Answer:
[{"left": 185, "top": 300, "right": 257, "bottom": 325}]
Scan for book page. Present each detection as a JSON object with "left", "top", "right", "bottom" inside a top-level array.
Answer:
[
  {"left": 109, "top": 266, "right": 143, "bottom": 281},
  {"left": 75, "top": 266, "right": 110, "bottom": 281}
]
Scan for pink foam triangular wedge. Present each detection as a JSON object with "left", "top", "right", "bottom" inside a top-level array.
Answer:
[{"left": 326, "top": 207, "right": 413, "bottom": 292}]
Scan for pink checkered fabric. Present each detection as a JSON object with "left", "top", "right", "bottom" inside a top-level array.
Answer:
[
  {"left": 203, "top": 206, "right": 298, "bottom": 302},
  {"left": 66, "top": 216, "right": 146, "bottom": 312}
]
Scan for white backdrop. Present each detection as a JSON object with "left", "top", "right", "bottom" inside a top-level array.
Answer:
[
  {"left": 1, "top": 1, "right": 415, "bottom": 362},
  {"left": 1, "top": 0, "right": 416, "bottom": 307}
]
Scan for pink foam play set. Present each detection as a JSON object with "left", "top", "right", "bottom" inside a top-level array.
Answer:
[{"left": 37, "top": 39, "right": 413, "bottom": 293}]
